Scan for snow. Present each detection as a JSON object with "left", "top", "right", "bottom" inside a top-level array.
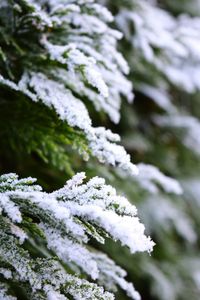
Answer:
[
  {"left": 47, "top": 290, "right": 67, "bottom": 300},
  {"left": 0, "top": 195, "right": 22, "bottom": 223},
  {"left": 137, "top": 164, "right": 183, "bottom": 195},
  {"left": 1, "top": 172, "right": 154, "bottom": 263},
  {"left": 41, "top": 225, "right": 99, "bottom": 280},
  {"left": 1, "top": 72, "right": 138, "bottom": 176},
  {"left": 94, "top": 253, "right": 141, "bottom": 300},
  {"left": 116, "top": 0, "right": 200, "bottom": 93}
]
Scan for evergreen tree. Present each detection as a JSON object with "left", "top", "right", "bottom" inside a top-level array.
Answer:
[
  {"left": 0, "top": 0, "right": 155, "bottom": 299},
  {"left": 0, "top": 1, "right": 200, "bottom": 300}
]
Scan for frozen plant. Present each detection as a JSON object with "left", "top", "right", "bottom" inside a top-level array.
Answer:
[{"left": 0, "top": 173, "right": 154, "bottom": 299}]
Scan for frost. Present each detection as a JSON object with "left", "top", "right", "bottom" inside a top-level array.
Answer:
[
  {"left": 18, "top": 0, "right": 53, "bottom": 30},
  {"left": 0, "top": 268, "right": 12, "bottom": 279},
  {"left": 54, "top": 173, "right": 154, "bottom": 253},
  {"left": 1, "top": 173, "right": 154, "bottom": 265},
  {"left": 19, "top": 72, "right": 92, "bottom": 131},
  {"left": 136, "top": 164, "right": 182, "bottom": 195},
  {"left": 94, "top": 253, "right": 141, "bottom": 300},
  {"left": 42, "top": 38, "right": 109, "bottom": 97},
  {"left": 41, "top": 225, "right": 99, "bottom": 280},
  {"left": 0, "top": 283, "right": 17, "bottom": 300},
  {"left": 84, "top": 65, "right": 109, "bottom": 98},
  {"left": 10, "top": 224, "right": 27, "bottom": 244},
  {"left": 89, "top": 128, "right": 139, "bottom": 176},
  {"left": 0, "top": 195, "right": 22, "bottom": 223},
  {"left": 0, "top": 173, "right": 42, "bottom": 192},
  {"left": 37, "top": 0, "right": 133, "bottom": 123},
  {"left": 0, "top": 173, "right": 154, "bottom": 298},
  {"left": 47, "top": 290, "right": 67, "bottom": 300},
  {"left": 0, "top": 73, "right": 138, "bottom": 177},
  {"left": 0, "top": 0, "right": 139, "bottom": 178},
  {"left": 140, "top": 195, "right": 197, "bottom": 243},
  {"left": 65, "top": 276, "right": 115, "bottom": 300},
  {"left": 69, "top": 204, "right": 154, "bottom": 253},
  {"left": 116, "top": 0, "right": 200, "bottom": 94}
]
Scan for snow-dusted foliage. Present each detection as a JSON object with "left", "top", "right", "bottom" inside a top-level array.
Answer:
[
  {"left": 115, "top": 163, "right": 182, "bottom": 195},
  {"left": 0, "top": 173, "right": 154, "bottom": 299},
  {"left": 2, "top": 0, "right": 200, "bottom": 299},
  {"left": 116, "top": 0, "right": 200, "bottom": 92},
  {"left": 115, "top": 0, "right": 200, "bottom": 109},
  {"left": 140, "top": 195, "right": 197, "bottom": 244},
  {"left": 0, "top": 72, "right": 138, "bottom": 176},
  {"left": 0, "top": 0, "right": 139, "bottom": 177},
  {"left": 136, "top": 163, "right": 182, "bottom": 195}
]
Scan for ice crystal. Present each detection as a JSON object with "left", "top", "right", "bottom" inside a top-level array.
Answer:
[
  {"left": 0, "top": 73, "right": 138, "bottom": 176},
  {"left": 0, "top": 173, "right": 154, "bottom": 299},
  {"left": 94, "top": 253, "right": 141, "bottom": 300}
]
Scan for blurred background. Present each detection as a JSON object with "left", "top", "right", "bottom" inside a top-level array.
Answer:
[{"left": 96, "top": 1, "right": 200, "bottom": 299}]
